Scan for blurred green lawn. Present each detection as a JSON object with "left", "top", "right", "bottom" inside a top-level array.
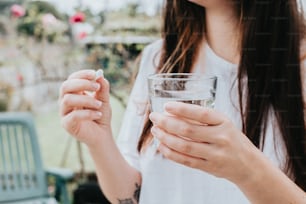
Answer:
[{"left": 34, "top": 96, "right": 125, "bottom": 173}]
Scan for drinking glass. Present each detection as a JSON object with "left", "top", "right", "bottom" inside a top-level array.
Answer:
[
  {"left": 148, "top": 73, "right": 217, "bottom": 112},
  {"left": 147, "top": 73, "right": 217, "bottom": 153}
]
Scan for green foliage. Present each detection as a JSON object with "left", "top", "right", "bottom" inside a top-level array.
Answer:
[
  {"left": 0, "top": 21, "right": 6, "bottom": 35},
  {"left": 17, "top": 16, "right": 41, "bottom": 37},
  {"left": 26, "top": 1, "right": 64, "bottom": 20},
  {"left": 85, "top": 42, "right": 143, "bottom": 94},
  {"left": 0, "top": 99, "right": 8, "bottom": 112},
  {"left": 0, "top": 82, "right": 12, "bottom": 112},
  {"left": 16, "top": 1, "right": 66, "bottom": 42},
  {"left": 126, "top": 3, "right": 139, "bottom": 17}
]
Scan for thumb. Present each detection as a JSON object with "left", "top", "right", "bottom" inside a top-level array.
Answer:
[
  {"left": 94, "top": 76, "right": 112, "bottom": 126},
  {"left": 95, "top": 76, "right": 110, "bottom": 104}
]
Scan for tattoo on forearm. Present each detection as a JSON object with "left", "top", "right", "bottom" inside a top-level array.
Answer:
[
  {"left": 118, "top": 183, "right": 141, "bottom": 204},
  {"left": 133, "top": 183, "right": 141, "bottom": 202}
]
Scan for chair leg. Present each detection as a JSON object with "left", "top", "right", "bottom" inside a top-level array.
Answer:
[{"left": 54, "top": 178, "right": 70, "bottom": 204}]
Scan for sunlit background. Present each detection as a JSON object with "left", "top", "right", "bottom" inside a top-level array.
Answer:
[{"left": 0, "top": 0, "right": 162, "bottom": 192}]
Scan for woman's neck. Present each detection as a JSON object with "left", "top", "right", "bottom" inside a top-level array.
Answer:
[{"left": 205, "top": 6, "right": 240, "bottom": 64}]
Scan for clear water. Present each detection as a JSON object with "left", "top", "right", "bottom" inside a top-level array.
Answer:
[{"left": 150, "top": 97, "right": 215, "bottom": 113}]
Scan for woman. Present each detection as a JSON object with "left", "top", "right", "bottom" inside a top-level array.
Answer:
[{"left": 59, "top": 0, "right": 306, "bottom": 203}]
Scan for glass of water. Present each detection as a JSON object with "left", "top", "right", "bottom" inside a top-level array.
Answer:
[
  {"left": 148, "top": 73, "right": 217, "bottom": 113},
  {"left": 147, "top": 73, "right": 217, "bottom": 153}
]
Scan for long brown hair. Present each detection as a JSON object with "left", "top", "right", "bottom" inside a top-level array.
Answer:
[{"left": 138, "top": 0, "right": 306, "bottom": 191}]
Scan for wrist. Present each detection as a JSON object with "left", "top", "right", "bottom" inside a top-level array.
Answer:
[
  {"left": 238, "top": 148, "right": 263, "bottom": 189},
  {"left": 86, "top": 127, "right": 114, "bottom": 151},
  {"left": 231, "top": 141, "right": 264, "bottom": 188}
]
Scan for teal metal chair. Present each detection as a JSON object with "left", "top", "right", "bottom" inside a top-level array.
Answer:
[{"left": 0, "top": 112, "right": 74, "bottom": 204}]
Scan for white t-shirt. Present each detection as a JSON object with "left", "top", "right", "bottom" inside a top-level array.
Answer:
[{"left": 117, "top": 40, "right": 290, "bottom": 204}]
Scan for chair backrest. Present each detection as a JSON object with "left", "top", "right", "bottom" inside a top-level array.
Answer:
[{"left": 0, "top": 112, "right": 49, "bottom": 202}]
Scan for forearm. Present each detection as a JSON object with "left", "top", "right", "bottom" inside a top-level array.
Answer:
[
  {"left": 237, "top": 147, "right": 306, "bottom": 204},
  {"left": 88, "top": 132, "right": 141, "bottom": 204}
]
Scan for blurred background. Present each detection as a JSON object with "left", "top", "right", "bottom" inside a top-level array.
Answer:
[
  {"left": 0, "top": 0, "right": 305, "bottom": 203},
  {"left": 0, "top": 0, "right": 162, "bottom": 201}
]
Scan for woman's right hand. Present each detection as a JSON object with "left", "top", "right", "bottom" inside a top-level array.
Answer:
[{"left": 59, "top": 69, "right": 112, "bottom": 148}]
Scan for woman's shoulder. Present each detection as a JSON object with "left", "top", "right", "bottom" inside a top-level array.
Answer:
[
  {"left": 141, "top": 38, "right": 163, "bottom": 60},
  {"left": 144, "top": 38, "right": 163, "bottom": 52},
  {"left": 138, "top": 39, "right": 163, "bottom": 74}
]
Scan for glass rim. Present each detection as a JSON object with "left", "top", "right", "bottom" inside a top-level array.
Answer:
[{"left": 147, "top": 73, "right": 217, "bottom": 81}]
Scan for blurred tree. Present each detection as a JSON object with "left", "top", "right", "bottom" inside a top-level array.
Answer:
[
  {"left": 0, "top": 21, "right": 6, "bottom": 36},
  {"left": 0, "top": 82, "right": 13, "bottom": 112},
  {"left": 27, "top": 1, "right": 64, "bottom": 20},
  {"left": 16, "top": 1, "right": 66, "bottom": 42},
  {"left": 126, "top": 2, "right": 139, "bottom": 17},
  {"left": 85, "top": 41, "right": 146, "bottom": 106},
  {"left": 0, "top": 1, "right": 87, "bottom": 111},
  {"left": 0, "top": 0, "right": 161, "bottom": 110}
]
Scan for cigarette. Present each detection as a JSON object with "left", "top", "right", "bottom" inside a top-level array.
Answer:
[{"left": 95, "top": 69, "right": 104, "bottom": 80}]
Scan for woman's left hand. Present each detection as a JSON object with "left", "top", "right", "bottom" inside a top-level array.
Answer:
[{"left": 149, "top": 101, "right": 260, "bottom": 184}]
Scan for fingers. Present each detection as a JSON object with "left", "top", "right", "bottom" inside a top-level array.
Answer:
[
  {"left": 60, "top": 94, "right": 102, "bottom": 116},
  {"left": 157, "top": 140, "right": 207, "bottom": 170},
  {"left": 59, "top": 69, "right": 99, "bottom": 98},
  {"left": 164, "top": 102, "right": 224, "bottom": 125},
  {"left": 149, "top": 112, "right": 216, "bottom": 143},
  {"left": 59, "top": 69, "right": 110, "bottom": 115},
  {"left": 151, "top": 126, "right": 214, "bottom": 159},
  {"left": 68, "top": 69, "right": 96, "bottom": 80},
  {"left": 59, "top": 69, "right": 112, "bottom": 105},
  {"left": 95, "top": 77, "right": 110, "bottom": 104},
  {"left": 60, "top": 78, "right": 100, "bottom": 98},
  {"left": 61, "top": 109, "right": 102, "bottom": 135}
]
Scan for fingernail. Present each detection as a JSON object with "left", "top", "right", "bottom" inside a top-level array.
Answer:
[
  {"left": 151, "top": 126, "right": 157, "bottom": 134},
  {"left": 152, "top": 126, "right": 161, "bottom": 136},
  {"left": 164, "top": 102, "right": 174, "bottom": 111},
  {"left": 95, "top": 111, "right": 102, "bottom": 117},
  {"left": 95, "top": 69, "right": 104, "bottom": 80},
  {"left": 92, "top": 83, "right": 100, "bottom": 90},
  {"left": 95, "top": 100, "right": 102, "bottom": 107},
  {"left": 154, "top": 131, "right": 161, "bottom": 140},
  {"left": 149, "top": 113, "right": 157, "bottom": 122}
]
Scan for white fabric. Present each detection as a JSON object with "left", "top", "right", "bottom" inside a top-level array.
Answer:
[{"left": 116, "top": 39, "right": 289, "bottom": 204}]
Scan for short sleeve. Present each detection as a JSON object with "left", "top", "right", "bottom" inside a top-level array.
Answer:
[{"left": 116, "top": 40, "right": 162, "bottom": 170}]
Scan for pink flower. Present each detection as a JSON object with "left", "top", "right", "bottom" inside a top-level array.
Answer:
[
  {"left": 16, "top": 73, "right": 24, "bottom": 83},
  {"left": 77, "top": 31, "right": 87, "bottom": 40},
  {"left": 70, "top": 12, "right": 86, "bottom": 23},
  {"left": 42, "top": 13, "right": 57, "bottom": 27},
  {"left": 11, "top": 4, "right": 25, "bottom": 18}
]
